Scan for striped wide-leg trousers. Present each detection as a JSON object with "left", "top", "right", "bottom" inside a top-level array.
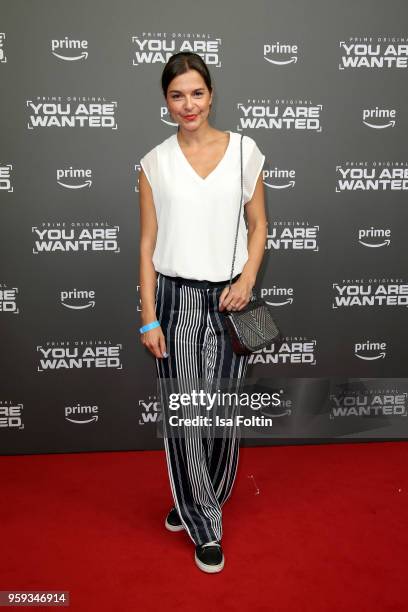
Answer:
[{"left": 154, "top": 271, "right": 250, "bottom": 546}]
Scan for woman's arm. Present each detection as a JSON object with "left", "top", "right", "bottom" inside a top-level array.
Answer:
[
  {"left": 240, "top": 171, "right": 268, "bottom": 287},
  {"left": 139, "top": 167, "right": 158, "bottom": 325},
  {"left": 219, "top": 172, "right": 267, "bottom": 311}
]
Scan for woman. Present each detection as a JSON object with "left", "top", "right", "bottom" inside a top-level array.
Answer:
[{"left": 138, "top": 51, "right": 267, "bottom": 573}]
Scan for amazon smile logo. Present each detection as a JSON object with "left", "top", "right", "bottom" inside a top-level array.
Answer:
[
  {"left": 263, "top": 167, "right": 296, "bottom": 190},
  {"left": 362, "top": 107, "right": 396, "bottom": 129},
  {"left": 263, "top": 42, "right": 299, "bottom": 65},
  {"left": 354, "top": 341, "right": 387, "bottom": 360},
  {"left": 260, "top": 286, "right": 294, "bottom": 307},
  {"left": 51, "top": 37, "right": 89, "bottom": 61},
  {"left": 65, "top": 403, "right": 99, "bottom": 424},
  {"left": 358, "top": 227, "right": 391, "bottom": 248},
  {"left": 60, "top": 289, "right": 96, "bottom": 310},
  {"left": 57, "top": 168, "right": 93, "bottom": 189}
]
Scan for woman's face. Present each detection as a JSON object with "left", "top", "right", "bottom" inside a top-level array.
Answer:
[{"left": 166, "top": 69, "right": 213, "bottom": 130}]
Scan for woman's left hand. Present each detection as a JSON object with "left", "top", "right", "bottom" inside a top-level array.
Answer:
[{"left": 219, "top": 278, "right": 253, "bottom": 312}]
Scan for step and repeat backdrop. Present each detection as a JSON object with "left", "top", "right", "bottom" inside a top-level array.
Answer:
[{"left": 1, "top": 1, "right": 408, "bottom": 455}]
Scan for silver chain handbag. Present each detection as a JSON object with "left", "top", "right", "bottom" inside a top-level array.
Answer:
[{"left": 222, "top": 134, "right": 283, "bottom": 356}]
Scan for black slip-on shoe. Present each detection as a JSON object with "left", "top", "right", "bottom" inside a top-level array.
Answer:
[
  {"left": 195, "top": 541, "right": 224, "bottom": 573},
  {"left": 165, "top": 507, "right": 184, "bottom": 532}
]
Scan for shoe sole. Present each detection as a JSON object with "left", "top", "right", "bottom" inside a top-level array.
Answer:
[
  {"left": 194, "top": 552, "right": 225, "bottom": 573},
  {"left": 165, "top": 518, "right": 185, "bottom": 532}
]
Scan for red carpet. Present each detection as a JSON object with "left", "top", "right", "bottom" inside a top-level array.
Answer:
[{"left": 1, "top": 442, "right": 407, "bottom": 611}]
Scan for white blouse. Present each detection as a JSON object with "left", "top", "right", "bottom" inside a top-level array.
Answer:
[{"left": 140, "top": 130, "right": 265, "bottom": 282}]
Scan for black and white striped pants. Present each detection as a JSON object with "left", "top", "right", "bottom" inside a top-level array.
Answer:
[{"left": 154, "top": 271, "right": 250, "bottom": 546}]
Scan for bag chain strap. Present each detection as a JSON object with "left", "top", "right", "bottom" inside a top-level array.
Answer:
[{"left": 227, "top": 134, "right": 256, "bottom": 300}]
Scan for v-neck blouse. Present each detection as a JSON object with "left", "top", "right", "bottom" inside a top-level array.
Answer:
[{"left": 140, "top": 130, "right": 265, "bottom": 282}]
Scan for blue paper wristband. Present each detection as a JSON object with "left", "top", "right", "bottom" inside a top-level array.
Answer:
[{"left": 139, "top": 320, "right": 160, "bottom": 334}]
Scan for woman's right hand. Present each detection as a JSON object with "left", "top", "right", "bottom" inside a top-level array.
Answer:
[{"left": 140, "top": 325, "right": 168, "bottom": 359}]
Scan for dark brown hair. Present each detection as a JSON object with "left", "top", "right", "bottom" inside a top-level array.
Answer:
[{"left": 161, "top": 52, "right": 213, "bottom": 99}]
